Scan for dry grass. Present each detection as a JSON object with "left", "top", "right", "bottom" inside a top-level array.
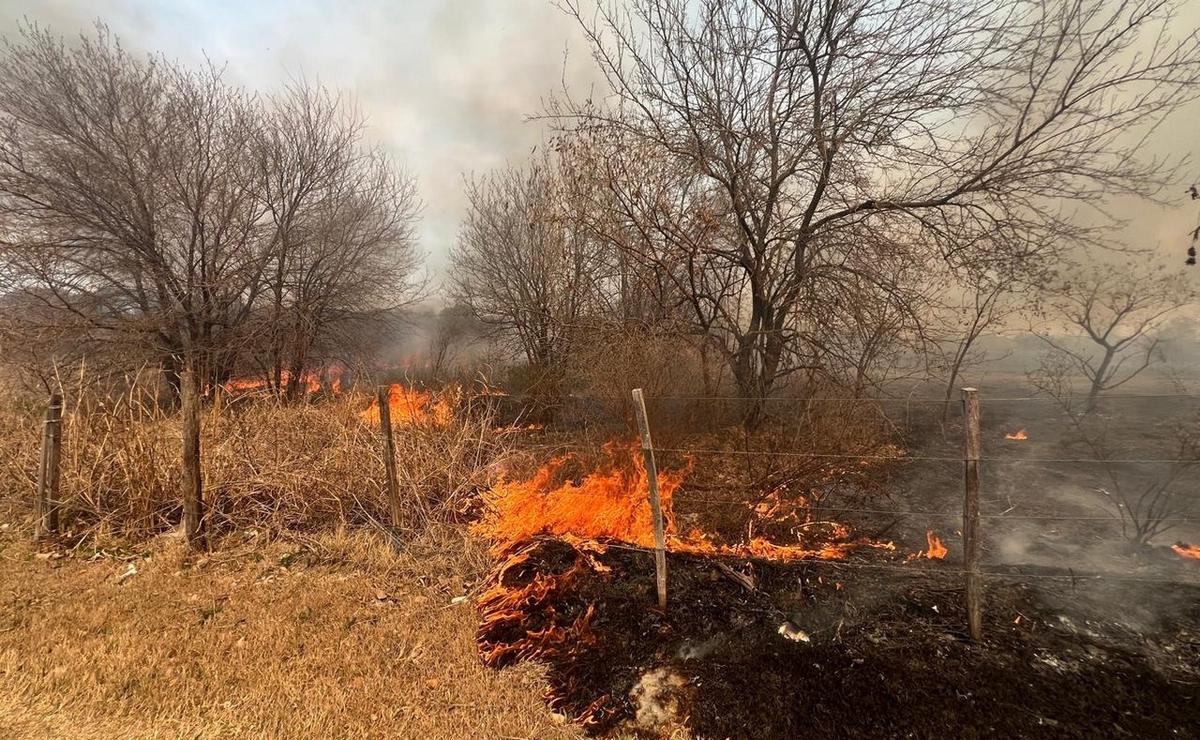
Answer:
[
  {"left": 0, "top": 519, "right": 580, "bottom": 739},
  {"left": 0, "top": 383, "right": 510, "bottom": 544}
]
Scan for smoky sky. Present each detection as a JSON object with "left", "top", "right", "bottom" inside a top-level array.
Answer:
[
  {"left": 0, "top": 0, "right": 607, "bottom": 285},
  {"left": 1, "top": 1, "right": 1198, "bottom": 298}
]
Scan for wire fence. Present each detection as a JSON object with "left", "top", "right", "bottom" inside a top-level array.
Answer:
[{"left": 484, "top": 385, "right": 1200, "bottom": 632}]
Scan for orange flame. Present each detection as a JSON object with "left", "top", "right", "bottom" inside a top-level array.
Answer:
[
  {"left": 475, "top": 443, "right": 890, "bottom": 561},
  {"left": 222, "top": 367, "right": 341, "bottom": 395},
  {"left": 1005, "top": 429, "right": 1028, "bottom": 441},
  {"left": 1172, "top": 542, "right": 1200, "bottom": 560},
  {"left": 924, "top": 530, "right": 948, "bottom": 559},
  {"left": 360, "top": 384, "right": 452, "bottom": 426}
]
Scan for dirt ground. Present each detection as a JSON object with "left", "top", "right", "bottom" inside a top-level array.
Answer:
[{"left": 0, "top": 520, "right": 580, "bottom": 740}]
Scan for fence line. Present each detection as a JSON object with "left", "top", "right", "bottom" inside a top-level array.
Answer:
[
  {"left": 484, "top": 391, "right": 1200, "bottom": 403},
  {"left": 534, "top": 440, "right": 1200, "bottom": 466},
  {"left": 590, "top": 539, "right": 1200, "bottom": 587},
  {"left": 479, "top": 478, "right": 1199, "bottom": 523}
]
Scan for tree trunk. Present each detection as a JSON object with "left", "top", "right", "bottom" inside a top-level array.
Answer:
[
  {"left": 1086, "top": 347, "right": 1114, "bottom": 414},
  {"left": 180, "top": 365, "right": 206, "bottom": 549}
]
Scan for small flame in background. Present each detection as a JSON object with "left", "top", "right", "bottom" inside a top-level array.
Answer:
[
  {"left": 1005, "top": 429, "right": 1029, "bottom": 441},
  {"left": 924, "top": 530, "right": 948, "bottom": 559},
  {"left": 360, "top": 384, "right": 453, "bottom": 426},
  {"left": 905, "top": 529, "right": 948, "bottom": 561},
  {"left": 1173, "top": 542, "right": 1200, "bottom": 560},
  {"left": 222, "top": 367, "right": 342, "bottom": 395}
]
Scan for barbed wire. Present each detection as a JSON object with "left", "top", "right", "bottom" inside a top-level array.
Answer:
[
  {"left": 476, "top": 388, "right": 1200, "bottom": 403},
  {"left": 483, "top": 484, "right": 1199, "bottom": 523},
  {"left": 591, "top": 540, "right": 1200, "bottom": 586},
  {"left": 655, "top": 447, "right": 1200, "bottom": 464}
]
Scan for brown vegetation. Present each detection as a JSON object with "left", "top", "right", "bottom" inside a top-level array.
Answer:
[{"left": 0, "top": 524, "right": 577, "bottom": 739}]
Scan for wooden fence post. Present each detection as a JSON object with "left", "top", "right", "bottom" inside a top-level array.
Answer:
[
  {"left": 377, "top": 385, "right": 402, "bottom": 527},
  {"left": 180, "top": 366, "right": 205, "bottom": 550},
  {"left": 34, "top": 392, "right": 63, "bottom": 540},
  {"left": 631, "top": 388, "right": 668, "bottom": 611},
  {"left": 961, "top": 386, "right": 983, "bottom": 640}
]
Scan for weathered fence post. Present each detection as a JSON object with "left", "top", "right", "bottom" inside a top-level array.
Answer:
[
  {"left": 180, "top": 366, "right": 205, "bottom": 550},
  {"left": 377, "top": 385, "right": 402, "bottom": 527},
  {"left": 961, "top": 386, "right": 983, "bottom": 640},
  {"left": 34, "top": 392, "right": 63, "bottom": 540},
  {"left": 631, "top": 388, "right": 668, "bottom": 611}
]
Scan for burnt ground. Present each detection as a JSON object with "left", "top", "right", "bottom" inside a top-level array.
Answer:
[
  {"left": 483, "top": 387, "right": 1200, "bottom": 738},
  {"left": 481, "top": 538, "right": 1200, "bottom": 739}
]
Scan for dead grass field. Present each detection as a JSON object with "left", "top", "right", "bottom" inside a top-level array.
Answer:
[{"left": 0, "top": 517, "right": 581, "bottom": 740}]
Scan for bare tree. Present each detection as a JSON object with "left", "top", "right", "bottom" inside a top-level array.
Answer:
[
  {"left": 0, "top": 25, "right": 271, "bottom": 546},
  {"left": 0, "top": 26, "right": 423, "bottom": 545},
  {"left": 1034, "top": 357, "right": 1200, "bottom": 546},
  {"left": 1033, "top": 262, "right": 1193, "bottom": 412},
  {"left": 552, "top": 0, "right": 1200, "bottom": 419},
  {"left": 451, "top": 154, "right": 608, "bottom": 400},
  {"left": 251, "top": 83, "right": 422, "bottom": 399}
]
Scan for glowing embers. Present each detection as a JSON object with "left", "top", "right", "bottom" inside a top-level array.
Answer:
[
  {"left": 1005, "top": 429, "right": 1029, "bottom": 441},
  {"left": 359, "top": 383, "right": 452, "bottom": 426},
  {"left": 475, "top": 540, "right": 614, "bottom": 727}
]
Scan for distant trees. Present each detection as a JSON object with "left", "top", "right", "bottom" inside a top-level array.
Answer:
[
  {"left": 1033, "top": 263, "right": 1194, "bottom": 412},
  {"left": 0, "top": 24, "right": 422, "bottom": 546},
  {"left": 533, "top": 0, "right": 1200, "bottom": 420},
  {"left": 253, "top": 84, "right": 421, "bottom": 399},
  {"left": 451, "top": 154, "right": 605, "bottom": 397}
]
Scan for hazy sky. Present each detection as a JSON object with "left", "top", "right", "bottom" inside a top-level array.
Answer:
[
  {"left": 0, "top": 0, "right": 606, "bottom": 282},
  {"left": 2, "top": 1, "right": 1198, "bottom": 290}
]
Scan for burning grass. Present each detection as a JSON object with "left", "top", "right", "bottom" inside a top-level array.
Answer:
[
  {"left": 0, "top": 382, "right": 506, "bottom": 544},
  {"left": 360, "top": 383, "right": 455, "bottom": 426}
]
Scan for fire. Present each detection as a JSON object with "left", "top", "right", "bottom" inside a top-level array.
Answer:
[
  {"left": 222, "top": 367, "right": 342, "bottom": 395},
  {"left": 360, "top": 383, "right": 452, "bottom": 426},
  {"left": 1172, "top": 542, "right": 1200, "bottom": 560},
  {"left": 1005, "top": 429, "right": 1028, "bottom": 441},
  {"left": 924, "top": 530, "right": 948, "bottom": 559},
  {"left": 475, "top": 442, "right": 889, "bottom": 561},
  {"left": 475, "top": 441, "right": 897, "bottom": 727}
]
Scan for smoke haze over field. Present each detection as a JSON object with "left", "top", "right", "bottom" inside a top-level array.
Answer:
[
  {"left": 2, "top": 0, "right": 1199, "bottom": 297},
  {"left": 0, "top": 0, "right": 605, "bottom": 287}
]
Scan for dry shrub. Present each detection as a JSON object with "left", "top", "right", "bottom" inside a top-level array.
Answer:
[
  {"left": 0, "top": 381, "right": 512, "bottom": 546},
  {"left": 565, "top": 325, "right": 731, "bottom": 431}
]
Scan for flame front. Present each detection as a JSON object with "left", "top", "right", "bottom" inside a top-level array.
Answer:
[
  {"left": 475, "top": 442, "right": 889, "bottom": 561},
  {"left": 1005, "top": 429, "right": 1028, "bottom": 441},
  {"left": 360, "top": 384, "right": 452, "bottom": 426},
  {"left": 1172, "top": 542, "right": 1200, "bottom": 560},
  {"left": 475, "top": 441, "right": 897, "bottom": 725}
]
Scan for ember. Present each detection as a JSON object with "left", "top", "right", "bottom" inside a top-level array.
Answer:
[
  {"left": 1172, "top": 542, "right": 1200, "bottom": 560},
  {"left": 1005, "top": 429, "right": 1028, "bottom": 441},
  {"left": 360, "top": 383, "right": 452, "bottom": 426}
]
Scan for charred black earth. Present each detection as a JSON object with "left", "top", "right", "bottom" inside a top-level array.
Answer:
[{"left": 478, "top": 538, "right": 1200, "bottom": 739}]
